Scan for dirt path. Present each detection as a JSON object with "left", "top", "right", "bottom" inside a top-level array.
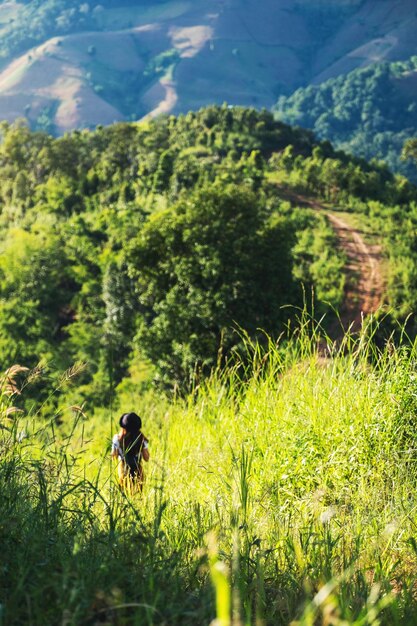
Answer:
[
  {"left": 278, "top": 188, "right": 385, "bottom": 333},
  {"left": 325, "top": 212, "right": 384, "bottom": 332}
]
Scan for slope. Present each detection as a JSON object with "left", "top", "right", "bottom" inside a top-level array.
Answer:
[
  {"left": 279, "top": 189, "right": 385, "bottom": 333},
  {"left": 1, "top": 105, "right": 416, "bottom": 398},
  {"left": 274, "top": 57, "right": 417, "bottom": 181},
  {"left": 0, "top": 0, "right": 416, "bottom": 133}
]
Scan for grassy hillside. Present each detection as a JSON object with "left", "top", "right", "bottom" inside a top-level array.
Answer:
[
  {"left": 274, "top": 57, "right": 417, "bottom": 182},
  {"left": 0, "top": 1, "right": 416, "bottom": 134},
  {"left": 3, "top": 325, "right": 417, "bottom": 624},
  {"left": 2, "top": 103, "right": 417, "bottom": 625}
]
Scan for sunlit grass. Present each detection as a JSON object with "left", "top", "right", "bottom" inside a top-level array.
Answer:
[{"left": 2, "top": 318, "right": 417, "bottom": 624}]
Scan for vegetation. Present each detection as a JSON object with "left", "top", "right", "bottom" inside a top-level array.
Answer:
[
  {"left": 0, "top": 107, "right": 350, "bottom": 401},
  {"left": 0, "top": 5, "right": 417, "bottom": 622},
  {"left": 127, "top": 184, "right": 296, "bottom": 386},
  {"left": 0, "top": 0, "right": 183, "bottom": 127},
  {"left": 2, "top": 97, "right": 417, "bottom": 625},
  {"left": 274, "top": 57, "right": 417, "bottom": 182},
  {"left": 268, "top": 139, "right": 417, "bottom": 330},
  {"left": 0, "top": 0, "right": 415, "bottom": 177},
  {"left": 0, "top": 0, "right": 91, "bottom": 60},
  {"left": 4, "top": 323, "right": 417, "bottom": 624},
  {"left": 0, "top": 0, "right": 170, "bottom": 61},
  {"left": 2, "top": 106, "right": 417, "bottom": 400}
]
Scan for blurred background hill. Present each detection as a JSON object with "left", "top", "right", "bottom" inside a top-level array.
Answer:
[{"left": 0, "top": 0, "right": 416, "bottom": 178}]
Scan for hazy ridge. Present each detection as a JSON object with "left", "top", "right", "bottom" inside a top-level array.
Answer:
[{"left": 0, "top": 0, "right": 415, "bottom": 136}]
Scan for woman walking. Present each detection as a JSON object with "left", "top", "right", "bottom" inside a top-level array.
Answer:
[{"left": 111, "top": 412, "right": 149, "bottom": 493}]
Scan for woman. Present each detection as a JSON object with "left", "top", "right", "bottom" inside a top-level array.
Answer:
[{"left": 111, "top": 412, "right": 149, "bottom": 492}]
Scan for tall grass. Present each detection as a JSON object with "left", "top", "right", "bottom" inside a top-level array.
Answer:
[{"left": 2, "top": 319, "right": 417, "bottom": 625}]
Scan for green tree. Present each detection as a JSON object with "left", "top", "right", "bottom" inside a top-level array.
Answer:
[
  {"left": 153, "top": 150, "right": 174, "bottom": 193},
  {"left": 127, "top": 184, "right": 296, "bottom": 386},
  {"left": 0, "top": 226, "right": 73, "bottom": 367},
  {"left": 402, "top": 138, "right": 417, "bottom": 164},
  {"left": 101, "top": 260, "right": 136, "bottom": 383}
]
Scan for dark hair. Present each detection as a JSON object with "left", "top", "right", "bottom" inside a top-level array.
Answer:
[
  {"left": 119, "top": 412, "right": 142, "bottom": 433},
  {"left": 119, "top": 412, "right": 144, "bottom": 467}
]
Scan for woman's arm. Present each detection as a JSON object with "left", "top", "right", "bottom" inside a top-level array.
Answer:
[
  {"left": 142, "top": 437, "right": 150, "bottom": 462},
  {"left": 111, "top": 434, "right": 121, "bottom": 459}
]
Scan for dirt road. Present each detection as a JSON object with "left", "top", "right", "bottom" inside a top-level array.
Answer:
[
  {"left": 278, "top": 188, "right": 385, "bottom": 333},
  {"left": 326, "top": 212, "right": 384, "bottom": 332}
]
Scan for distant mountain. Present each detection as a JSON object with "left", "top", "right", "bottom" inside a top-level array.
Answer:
[
  {"left": 274, "top": 57, "right": 417, "bottom": 181},
  {"left": 0, "top": 0, "right": 416, "bottom": 139}
]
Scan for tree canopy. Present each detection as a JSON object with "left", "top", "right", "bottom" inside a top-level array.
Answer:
[
  {"left": 274, "top": 57, "right": 417, "bottom": 183},
  {"left": 0, "top": 106, "right": 416, "bottom": 403}
]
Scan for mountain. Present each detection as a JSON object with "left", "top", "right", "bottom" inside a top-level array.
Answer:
[
  {"left": 0, "top": 0, "right": 416, "bottom": 134},
  {"left": 274, "top": 57, "right": 417, "bottom": 181}
]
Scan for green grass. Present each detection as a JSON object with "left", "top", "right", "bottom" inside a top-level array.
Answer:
[
  {"left": 3, "top": 318, "right": 417, "bottom": 624},
  {"left": 328, "top": 209, "right": 381, "bottom": 245}
]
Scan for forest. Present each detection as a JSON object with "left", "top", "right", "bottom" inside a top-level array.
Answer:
[
  {"left": 1, "top": 105, "right": 417, "bottom": 406},
  {"left": 3, "top": 106, "right": 417, "bottom": 625},
  {"left": 274, "top": 56, "right": 417, "bottom": 182},
  {"left": 0, "top": 0, "right": 169, "bottom": 61}
]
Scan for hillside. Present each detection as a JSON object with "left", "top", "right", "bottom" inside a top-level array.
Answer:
[
  {"left": 274, "top": 57, "right": 417, "bottom": 181},
  {"left": 1, "top": 106, "right": 417, "bottom": 402},
  {"left": 3, "top": 105, "right": 417, "bottom": 626},
  {"left": 279, "top": 190, "right": 385, "bottom": 334},
  {"left": 3, "top": 329, "right": 417, "bottom": 625},
  {"left": 0, "top": 0, "right": 416, "bottom": 134}
]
